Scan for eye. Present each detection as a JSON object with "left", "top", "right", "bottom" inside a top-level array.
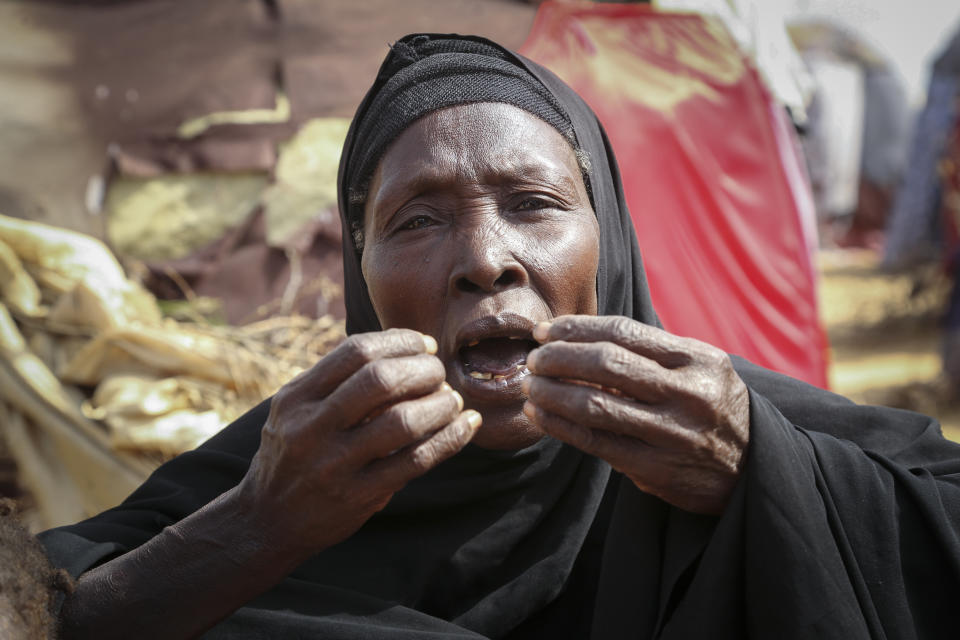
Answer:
[
  {"left": 515, "top": 196, "right": 554, "bottom": 211},
  {"left": 400, "top": 214, "right": 434, "bottom": 231}
]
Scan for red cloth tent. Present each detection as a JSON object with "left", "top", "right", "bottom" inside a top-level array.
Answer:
[{"left": 521, "top": 2, "right": 828, "bottom": 387}]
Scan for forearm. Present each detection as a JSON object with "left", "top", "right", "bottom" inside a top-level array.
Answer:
[
  {"left": 58, "top": 486, "right": 305, "bottom": 640},
  {"left": 57, "top": 331, "right": 470, "bottom": 638}
]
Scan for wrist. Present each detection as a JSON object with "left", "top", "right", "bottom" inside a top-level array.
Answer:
[{"left": 195, "top": 484, "right": 310, "bottom": 576}]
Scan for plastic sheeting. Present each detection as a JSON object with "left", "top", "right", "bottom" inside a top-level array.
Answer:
[{"left": 521, "top": 2, "right": 827, "bottom": 387}]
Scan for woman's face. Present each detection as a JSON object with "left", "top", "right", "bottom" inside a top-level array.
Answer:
[{"left": 362, "top": 102, "right": 599, "bottom": 449}]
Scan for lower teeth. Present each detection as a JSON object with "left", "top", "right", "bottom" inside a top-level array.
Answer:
[{"left": 468, "top": 365, "right": 527, "bottom": 381}]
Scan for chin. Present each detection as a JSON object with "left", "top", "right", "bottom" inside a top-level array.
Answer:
[{"left": 467, "top": 405, "right": 545, "bottom": 450}]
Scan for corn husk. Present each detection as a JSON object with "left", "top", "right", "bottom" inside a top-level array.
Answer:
[
  {"left": 0, "top": 303, "right": 78, "bottom": 417},
  {"left": 0, "top": 214, "right": 161, "bottom": 330},
  {"left": 0, "top": 238, "right": 44, "bottom": 317},
  {"left": 0, "top": 212, "right": 344, "bottom": 460}
]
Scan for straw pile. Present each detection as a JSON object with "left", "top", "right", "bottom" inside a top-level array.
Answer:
[{"left": 0, "top": 213, "right": 344, "bottom": 458}]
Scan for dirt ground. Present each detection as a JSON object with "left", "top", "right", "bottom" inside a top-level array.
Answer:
[{"left": 819, "top": 248, "right": 960, "bottom": 442}]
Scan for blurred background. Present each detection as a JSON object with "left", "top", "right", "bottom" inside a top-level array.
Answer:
[{"left": 1, "top": 0, "right": 959, "bottom": 531}]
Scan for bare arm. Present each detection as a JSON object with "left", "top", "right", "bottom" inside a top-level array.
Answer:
[
  {"left": 58, "top": 329, "right": 481, "bottom": 639},
  {"left": 59, "top": 487, "right": 302, "bottom": 639}
]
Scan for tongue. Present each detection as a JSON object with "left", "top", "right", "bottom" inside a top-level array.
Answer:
[{"left": 460, "top": 337, "right": 532, "bottom": 375}]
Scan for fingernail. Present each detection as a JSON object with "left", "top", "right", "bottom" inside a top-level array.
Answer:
[
  {"left": 520, "top": 376, "right": 532, "bottom": 394},
  {"left": 533, "top": 322, "right": 552, "bottom": 343},
  {"left": 466, "top": 410, "right": 482, "bottom": 429},
  {"left": 451, "top": 390, "right": 464, "bottom": 411},
  {"left": 421, "top": 334, "right": 438, "bottom": 354},
  {"left": 522, "top": 400, "right": 536, "bottom": 418},
  {"left": 525, "top": 350, "right": 538, "bottom": 370},
  {"left": 441, "top": 382, "right": 452, "bottom": 392}
]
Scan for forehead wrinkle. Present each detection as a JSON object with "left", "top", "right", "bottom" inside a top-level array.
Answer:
[
  {"left": 374, "top": 157, "right": 579, "bottom": 211},
  {"left": 369, "top": 127, "right": 474, "bottom": 212},
  {"left": 428, "top": 103, "right": 569, "bottom": 182},
  {"left": 439, "top": 110, "right": 585, "bottom": 198},
  {"left": 370, "top": 104, "right": 586, "bottom": 216}
]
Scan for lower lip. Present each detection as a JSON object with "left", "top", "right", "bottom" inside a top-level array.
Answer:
[{"left": 452, "top": 361, "right": 530, "bottom": 403}]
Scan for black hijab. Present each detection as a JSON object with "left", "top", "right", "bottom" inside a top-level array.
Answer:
[
  {"left": 40, "top": 33, "right": 960, "bottom": 640},
  {"left": 336, "top": 33, "right": 658, "bottom": 337}
]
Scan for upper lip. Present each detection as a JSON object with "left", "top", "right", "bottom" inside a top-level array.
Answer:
[{"left": 453, "top": 312, "right": 537, "bottom": 353}]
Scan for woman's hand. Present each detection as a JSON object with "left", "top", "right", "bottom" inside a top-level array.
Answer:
[
  {"left": 59, "top": 330, "right": 479, "bottom": 640},
  {"left": 238, "top": 328, "right": 481, "bottom": 557},
  {"left": 521, "top": 315, "right": 749, "bottom": 515}
]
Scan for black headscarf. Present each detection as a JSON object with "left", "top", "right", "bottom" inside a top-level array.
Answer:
[
  {"left": 337, "top": 33, "right": 659, "bottom": 337},
  {"left": 40, "top": 33, "right": 960, "bottom": 640}
]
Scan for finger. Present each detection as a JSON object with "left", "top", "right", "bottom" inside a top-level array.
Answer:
[
  {"left": 290, "top": 329, "right": 437, "bottom": 400},
  {"left": 348, "top": 386, "right": 464, "bottom": 460},
  {"left": 526, "top": 340, "right": 676, "bottom": 403},
  {"left": 522, "top": 401, "right": 653, "bottom": 472},
  {"left": 534, "top": 315, "right": 692, "bottom": 368},
  {"left": 524, "top": 402, "right": 730, "bottom": 514},
  {"left": 364, "top": 410, "right": 483, "bottom": 490},
  {"left": 322, "top": 353, "right": 447, "bottom": 429},
  {"left": 524, "top": 375, "right": 687, "bottom": 445}
]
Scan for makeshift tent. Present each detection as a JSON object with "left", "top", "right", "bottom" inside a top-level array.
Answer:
[{"left": 521, "top": 2, "right": 828, "bottom": 387}]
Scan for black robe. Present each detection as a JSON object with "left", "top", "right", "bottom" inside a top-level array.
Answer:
[{"left": 40, "top": 35, "right": 960, "bottom": 639}]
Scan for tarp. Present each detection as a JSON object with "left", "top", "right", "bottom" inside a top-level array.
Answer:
[{"left": 521, "top": 2, "right": 828, "bottom": 387}]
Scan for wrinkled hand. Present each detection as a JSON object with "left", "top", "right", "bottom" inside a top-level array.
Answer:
[
  {"left": 238, "top": 329, "right": 481, "bottom": 557},
  {"left": 522, "top": 315, "right": 749, "bottom": 515}
]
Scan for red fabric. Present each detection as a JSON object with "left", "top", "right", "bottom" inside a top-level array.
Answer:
[{"left": 521, "top": 2, "right": 829, "bottom": 387}]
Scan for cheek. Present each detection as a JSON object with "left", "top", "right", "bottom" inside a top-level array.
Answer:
[
  {"left": 361, "top": 245, "right": 445, "bottom": 330},
  {"left": 572, "top": 225, "right": 600, "bottom": 315},
  {"left": 530, "top": 216, "right": 599, "bottom": 315}
]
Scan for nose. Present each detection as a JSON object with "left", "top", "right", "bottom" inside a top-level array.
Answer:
[{"left": 449, "top": 227, "right": 528, "bottom": 295}]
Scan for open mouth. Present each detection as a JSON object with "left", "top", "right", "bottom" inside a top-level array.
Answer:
[
  {"left": 458, "top": 335, "right": 538, "bottom": 381},
  {"left": 449, "top": 313, "right": 540, "bottom": 402}
]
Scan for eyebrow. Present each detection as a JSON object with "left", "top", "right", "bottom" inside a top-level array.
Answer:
[{"left": 372, "top": 161, "right": 581, "bottom": 212}]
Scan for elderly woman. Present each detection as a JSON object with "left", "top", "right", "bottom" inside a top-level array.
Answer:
[{"left": 43, "top": 35, "right": 960, "bottom": 639}]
